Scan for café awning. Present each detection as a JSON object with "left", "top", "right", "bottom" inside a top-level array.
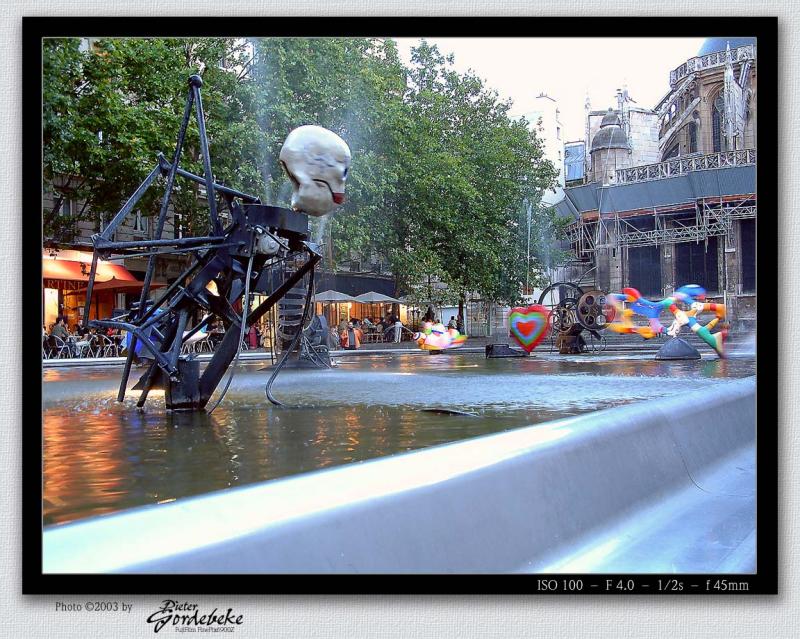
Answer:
[
  {"left": 354, "top": 291, "right": 401, "bottom": 304},
  {"left": 314, "top": 290, "right": 359, "bottom": 303},
  {"left": 75, "top": 277, "right": 165, "bottom": 293},
  {"left": 43, "top": 256, "right": 137, "bottom": 283}
]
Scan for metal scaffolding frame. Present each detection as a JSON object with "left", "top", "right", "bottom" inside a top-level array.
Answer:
[{"left": 565, "top": 195, "right": 756, "bottom": 252}]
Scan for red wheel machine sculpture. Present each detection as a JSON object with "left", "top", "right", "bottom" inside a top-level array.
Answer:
[{"left": 505, "top": 282, "right": 616, "bottom": 355}]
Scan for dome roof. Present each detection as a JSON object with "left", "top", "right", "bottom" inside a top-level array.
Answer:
[
  {"left": 591, "top": 108, "right": 628, "bottom": 151},
  {"left": 600, "top": 109, "right": 621, "bottom": 127},
  {"left": 697, "top": 37, "right": 756, "bottom": 56},
  {"left": 591, "top": 127, "right": 628, "bottom": 151}
]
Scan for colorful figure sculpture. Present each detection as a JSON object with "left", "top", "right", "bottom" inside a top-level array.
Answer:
[
  {"left": 607, "top": 285, "right": 728, "bottom": 357},
  {"left": 413, "top": 321, "right": 467, "bottom": 350},
  {"left": 606, "top": 288, "right": 669, "bottom": 339},
  {"left": 508, "top": 305, "right": 551, "bottom": 353}
]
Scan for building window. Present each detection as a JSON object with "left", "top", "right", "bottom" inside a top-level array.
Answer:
[
  {"left": 675, "top": 236, "right": 719, "bottom": 293},
  {"left": 173, "top": 212, "right": 183, "bottom": 240},
  {"left": 133, "top": 211, "right": 149, "bottom": 236},
  {"left": 556, "top": 126, "right": 561, "bottom": 140},
  {"left": 59, "top": 195, "right": 73, "bottom": 217},
  {"left": 688, "top": 122, "right": 698, "bottom": 153},
  {"left": 712, "top": 94, "right": 725, "bottom": 152},
  {"left": 740, "top": 219, "right": 756, "bottom": 293},
  {"left": 626, "top": 218, "right": 662, "bottom": 297},
  {"left": 664, "top": 144, "right": 680, "bottom": 160}
]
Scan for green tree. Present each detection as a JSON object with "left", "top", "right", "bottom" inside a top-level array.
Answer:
[
  {"left": 389, "top": 41, "right": 558, "bottom": 308},
  {"left": 43, "top": 37, "right": 260, "bottom": 240},
  {"left": 43, "top": 36, "right": 560, "bottom": 308},
  {"left": 249, "top": 37, "right": 407, "bottom": 268}
]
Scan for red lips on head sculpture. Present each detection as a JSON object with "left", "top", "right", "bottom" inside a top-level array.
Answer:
[{"left": 508, "top": 304, "right": 551, "bottom": 353}]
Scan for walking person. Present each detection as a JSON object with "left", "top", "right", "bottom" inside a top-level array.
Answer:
[{"left": 392, "top": 315, "right": 403, "bottom": 343}]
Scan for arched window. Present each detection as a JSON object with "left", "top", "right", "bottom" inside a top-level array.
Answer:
[
  {"left": 688, "top": 121, "right": 697, "bottom": 153},
  {"left": 712, "top": 94, "right": 725, "bottom": 152}
]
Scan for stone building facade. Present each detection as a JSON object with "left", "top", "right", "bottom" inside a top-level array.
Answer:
[
  {"left": 43, "top": 177, "right": 193, "bottom": 329},
  {"left": 520, "top": 93, "right": 566, "bottom": 205},
  {"left": 586, "top": 107, "right": 660, "bottom": 184},
  {"left": 656, "top": 38, "right": 757, "bottom": 159},
  {"left": 556, "top": 37, "right": 757, "bottom": 328}
]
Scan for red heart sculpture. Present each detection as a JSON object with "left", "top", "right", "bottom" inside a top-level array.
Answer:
[
  {"left": 508, "top": 305, "right": 551, "bottom": 353},
  {"left": 516, "top": 320, "right": 537, "bottom": 338}
]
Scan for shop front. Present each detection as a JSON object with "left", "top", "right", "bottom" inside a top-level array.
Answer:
[
  {"left": 313, "top": 273, "right": 403, "bottom": 330},
  {"left": 42, "top": 250, "right": 140, "bottom": 331}
]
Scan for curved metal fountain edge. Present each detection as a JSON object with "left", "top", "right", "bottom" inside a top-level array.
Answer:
[{"left": 43, "top": 377, "right": 756, "bottom": 574}]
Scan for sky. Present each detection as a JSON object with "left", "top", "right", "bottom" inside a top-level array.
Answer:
[{"left": 394, "top": 37, "right": 706, "bottom": 141}]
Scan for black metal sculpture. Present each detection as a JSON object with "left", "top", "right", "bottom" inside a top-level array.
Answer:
[
  {"left": 83, "top": 75, "right": 321, "bottom": 411},
  {"left": 537, "top": 282, "right": 612, "bottom": 354}
]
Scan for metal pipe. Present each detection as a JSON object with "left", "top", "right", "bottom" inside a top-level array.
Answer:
[
  {"left": 97, "top": 244, "right": 238, "bottom": 261},
  {"left": 247, "top": 253, "right": 321, "bottom": 326},
  {"left": 96, "top": 164, "right": 162, "bottom": 241},
  {"left": 138, "top": 85, "right": 195, "bottom": 310},
  {"left": 181, "top": 313, "right": 213, "bottom": 343},
  {"left": 134, "top": 360, "right": 160, "bottom": 408},
  {"left": 167, "top": 310, "right": 190, "bottom": 373},
  {"left": 136, "top": 252, "right": 214, "bottom": 329},
  {"left": 90, "top": 319, "right": 176, "bottom": 374},
  {"left": 81, "top": 253, "right": 99, "bottom": 327},
  {"left": 136, "top": 316, "right": 181, "bottom": 407},
  {"left": 191, "top": 77, "right": 222, "bottom": 236},
  {"left": 123, "top": 84, "right": 195, "bottom": 388},
  {"left": 158, "top": 156, "right": 260, "bottom": 204},
  {"left": 94, "top": 236, "right": 225, "bottom": 251}
]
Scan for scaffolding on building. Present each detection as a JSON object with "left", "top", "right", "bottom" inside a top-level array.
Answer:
[
  {"left": 564, "top": 150, "right": 756, "bottom": 255},
  {"left": 566, "top": 196, "right": 756, "bottom": 251}
]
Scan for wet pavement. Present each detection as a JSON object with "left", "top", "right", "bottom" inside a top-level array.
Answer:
[{"left": 43, "top": 351, "right": 755, "bottom": 525}]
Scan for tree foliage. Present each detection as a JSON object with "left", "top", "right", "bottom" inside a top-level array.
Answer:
[
  {"left": 43, "top": 37, "right": 560, "bottom": 304},
  {"left": 391, "top": 42, "right": 558, "bottom": 305}
]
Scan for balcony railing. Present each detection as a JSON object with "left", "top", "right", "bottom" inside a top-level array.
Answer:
[
  {"left": 614, "top": 149, "right": 756, "bottom": 185},
  {"left": 669, "top": 44, "right": 755, "bottom": 87}
]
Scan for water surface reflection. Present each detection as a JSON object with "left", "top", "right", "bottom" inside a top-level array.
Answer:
[{"left": 43, "top": 352, "right": 754, "bottom": 525}]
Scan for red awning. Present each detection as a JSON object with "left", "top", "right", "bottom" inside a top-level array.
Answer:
[
  {"left": 74, "top": 277, "right": 165, "bottom": 293},
  {"left": 42, "top": 258, "right": 137, "bottom": 283}
]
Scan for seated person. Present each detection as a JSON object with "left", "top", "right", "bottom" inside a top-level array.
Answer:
[
  {"left": 49, "top": 316, "right": 70, "bottom": 341},
  {"left": 74, "top": 320, "right": 90, "bottom": 338},
  {"left": 49, "top": 316, "right": 78, "bottom": 356}
]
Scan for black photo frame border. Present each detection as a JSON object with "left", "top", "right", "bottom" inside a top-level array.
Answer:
[{"left": 23, "top": 14, "right": 778, "bottom": 595}]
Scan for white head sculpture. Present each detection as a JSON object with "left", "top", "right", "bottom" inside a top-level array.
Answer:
[{"left": 279, "top": 125, "right": 351, "bottom": 217}]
